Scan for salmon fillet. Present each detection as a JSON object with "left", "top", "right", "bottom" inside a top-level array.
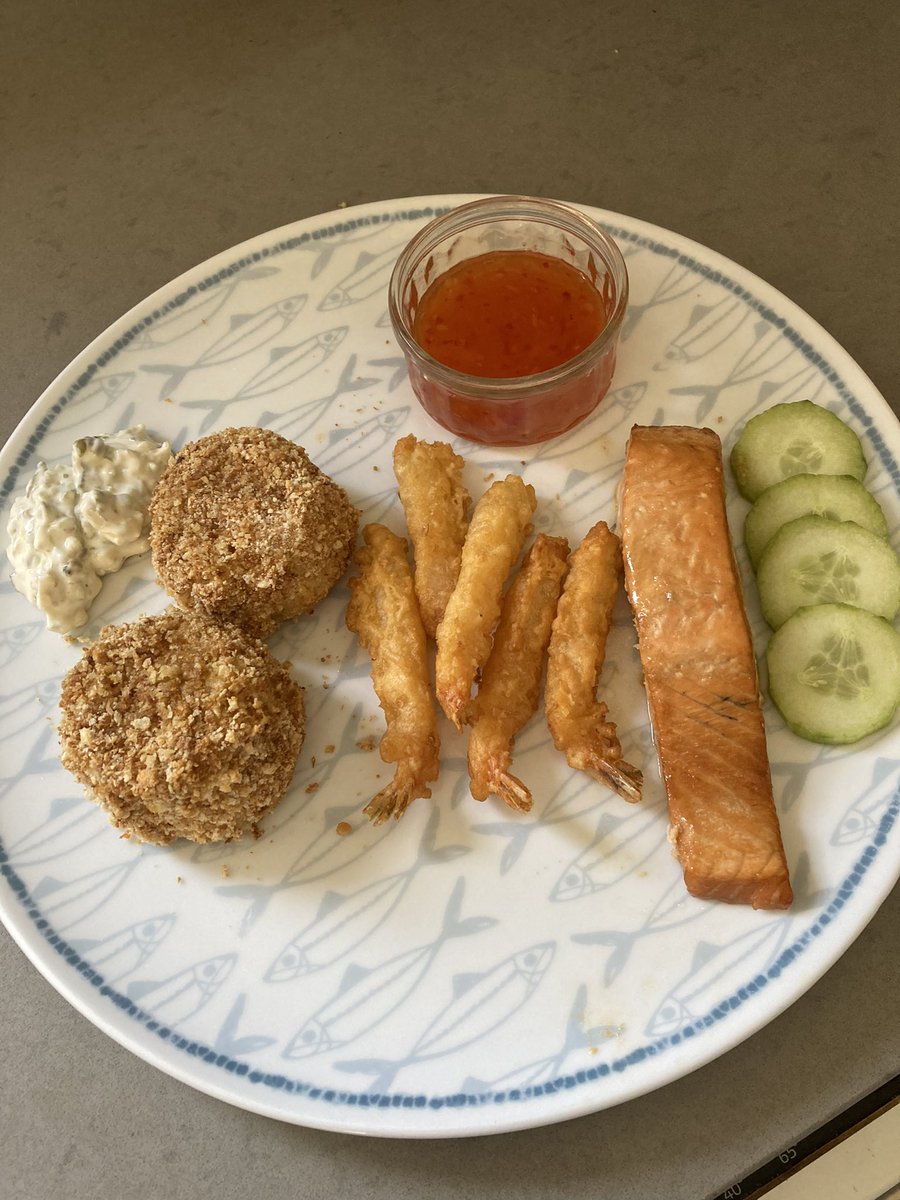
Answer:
[{"left": 618, "top": 425, "right": 792, "bottom": 910}]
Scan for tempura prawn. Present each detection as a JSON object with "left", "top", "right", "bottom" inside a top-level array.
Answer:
[
  {"left": 545, "top": 521, "right": 642, "bottom": 802},
  {"left": 435, "top": 474, "right": 536, "bottom": 730},
  {"left": 345, "top": 522, "right": 440, "bottom": 823},
  {"left": 393, "top": 434, "right": 470, "bottom": 639},
  {"left": 467, "top": 534, "right": 569, "bottom": 812}
]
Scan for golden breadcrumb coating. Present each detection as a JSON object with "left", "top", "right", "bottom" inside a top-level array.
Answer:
[
  {"left": 58, "top": 607, "right": 305, "bottom": 844},
  {"left": 149, "top": 426, "right": 358, "bottom": 637}
]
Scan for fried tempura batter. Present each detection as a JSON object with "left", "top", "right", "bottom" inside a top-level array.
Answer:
[
  {"left": 393, "top": 434, "right": 470, "bottom": 638},
  {"left": 468, "top": 534, "right": 569, "bottom": 812},
  {"left": 435, "top": 474, "right": 537, "bottom": 730},
  {"left": 545, "top": 521, "right": 643, "bottom": 802},
  {"left": 346, "top": 523, "right": 440, "bottom": 824}
]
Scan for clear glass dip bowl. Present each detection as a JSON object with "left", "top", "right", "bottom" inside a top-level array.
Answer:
[{"left": 388, "top": 195, "right": 629, "bottom": 446}]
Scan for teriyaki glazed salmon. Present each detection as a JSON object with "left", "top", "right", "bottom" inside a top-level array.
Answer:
[{"left": 618, "top": 425, "right": 793, "bottom": 910}]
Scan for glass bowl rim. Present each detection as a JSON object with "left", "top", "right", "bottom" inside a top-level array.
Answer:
[{"left": 387, "top": 194, "right": 629, "bottom": 398}]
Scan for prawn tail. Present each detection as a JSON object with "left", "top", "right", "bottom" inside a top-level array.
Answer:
[{"left": 362, "top": 765, "right": 433, "bottom": 825}]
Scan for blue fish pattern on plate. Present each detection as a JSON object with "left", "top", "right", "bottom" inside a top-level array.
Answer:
[
  {"left": 0, "top": 196, "right": 898, "bottom": 1137},
  {"left": 282, "top": 877, "right": 495, "bottom": 1060}
]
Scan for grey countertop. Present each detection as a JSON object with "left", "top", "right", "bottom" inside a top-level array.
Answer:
[{"left": 2, "top": 1, "right": 898, "bottom": 1196}]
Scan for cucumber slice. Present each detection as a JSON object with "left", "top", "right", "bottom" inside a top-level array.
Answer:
[
  {"left": 730, "top": 400, "right": 867, "bottom": 501},
  {"left": 757, "top": 514, "right": 900, "bottom": 628},
  {"left": 744, "top": 473, "right": 889, "bottom": 570},
  {"left": 767, "top": 603, "right": 900, "bottom": 744}
]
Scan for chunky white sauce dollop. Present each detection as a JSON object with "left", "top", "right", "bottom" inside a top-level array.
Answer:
[{"left": 6, "top": 426, "right": 172, "bottom": 633}]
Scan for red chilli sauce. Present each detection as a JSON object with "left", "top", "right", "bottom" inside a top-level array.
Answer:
[{"left": 410, "top": 250, "right": 613, "bottom": 444}]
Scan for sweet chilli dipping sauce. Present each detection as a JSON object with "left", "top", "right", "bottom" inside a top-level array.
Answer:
[
  {"left": 390, "top": 198, "right": 629, "bottom": 447},
  {"left": 413, "top": 250, "right": 609, "bottom": 379}
]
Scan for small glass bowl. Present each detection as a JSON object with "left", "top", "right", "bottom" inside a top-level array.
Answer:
[{"left": 388, "top": 195, "right": 628, "bottom": 446}]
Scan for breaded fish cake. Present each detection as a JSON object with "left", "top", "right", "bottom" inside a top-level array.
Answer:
[
  {"left": 58, "top": 607, "right": 305, "bottom": 844},
  {"left": 150, "top": 427, "right": 358, "bottom": 637}
]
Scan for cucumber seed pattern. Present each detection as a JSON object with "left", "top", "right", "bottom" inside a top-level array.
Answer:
[
  {"left": 795, "top": 550, "right": 861, "bottom": 604},
  {"left": 780, "top": 437, "right": 824, "bottom": 477},
  {"left": 799, "top": 633, "right": 870, "bottom": 700}
]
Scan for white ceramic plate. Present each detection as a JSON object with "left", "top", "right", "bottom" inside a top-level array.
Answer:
[{"left": 1, "top": 196, "right": 898, "bottom": 1138}]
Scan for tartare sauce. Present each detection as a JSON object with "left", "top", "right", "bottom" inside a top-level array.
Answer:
[{"left": 6, "top": 425, "right": 172, "bottom": 633}]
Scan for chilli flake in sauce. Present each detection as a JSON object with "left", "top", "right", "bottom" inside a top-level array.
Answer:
[{"left": 413, "top": 250, "right": 609, "bottom": 378}]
